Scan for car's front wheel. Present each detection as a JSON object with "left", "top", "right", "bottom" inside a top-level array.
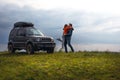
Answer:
[
  {"left": 26, "top": 44, "right": 34, "bottom": 54},
  {"left": 8, "top": 44, "right": 15, "bottom": 53},
  {"left": 47, "top": 48, "right": 54, "bottom": 53}
]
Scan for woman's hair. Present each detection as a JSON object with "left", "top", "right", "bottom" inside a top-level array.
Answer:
[
  {"left": 63, "top": 24, "right": 68, "bottom": 30},
  {"left": 64, "top": 24, "right": 68, "bottom": 27}
]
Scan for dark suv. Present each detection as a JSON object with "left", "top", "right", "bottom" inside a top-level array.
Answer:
[{"left": 8, "top": 22, "right": 56, "bottom": 54}]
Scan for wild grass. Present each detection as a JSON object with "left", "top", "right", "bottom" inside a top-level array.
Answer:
[{"left": 0, "top": 51, "right": 120, "bottom": 80}]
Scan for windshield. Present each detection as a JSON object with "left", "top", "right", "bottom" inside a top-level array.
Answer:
[{"left": 26, "top": 28, "right": 44, "bottom": 36}]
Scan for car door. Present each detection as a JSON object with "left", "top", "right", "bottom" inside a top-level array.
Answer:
[{"left": 15, "top": 28, "right": 26, "bottom": 49}]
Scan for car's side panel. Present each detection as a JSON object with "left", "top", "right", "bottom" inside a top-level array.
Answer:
[{"left": 13, "top": 28, "right": 27, "bottom": 49}]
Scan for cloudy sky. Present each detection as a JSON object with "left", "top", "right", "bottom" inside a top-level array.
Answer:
[{"left": 0, "top": 0, "right": 120, "bottom": 51}]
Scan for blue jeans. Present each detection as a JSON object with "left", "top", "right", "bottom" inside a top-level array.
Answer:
[{"left": 63, "top": 35, "right": 74, "bottom": 53}]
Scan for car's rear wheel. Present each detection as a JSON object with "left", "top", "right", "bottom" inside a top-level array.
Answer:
[
  {"left": 8, "top": 44, "right": 15, "bottom": 53},
  {"left": 26, "top": 44, "right": 34, "bottom": 54}
]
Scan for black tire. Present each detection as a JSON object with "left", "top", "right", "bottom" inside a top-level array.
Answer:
[
  {"left": 8, "top": 44, "right": 15, "bottom": 53},
  {"left": 47, "top": 48, "right": 54, "bottom": 53},
  {"left": 26, "top": 44, "right": 34, "bottom": 54}
]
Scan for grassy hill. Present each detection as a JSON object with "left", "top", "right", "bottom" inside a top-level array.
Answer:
[{"left": 0, "top": 51, "right": 120, "bottom": 80}]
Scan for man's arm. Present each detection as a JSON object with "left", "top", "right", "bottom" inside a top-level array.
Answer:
[{"left": 66, "top": 29, "right": 73, "bottom": 36}]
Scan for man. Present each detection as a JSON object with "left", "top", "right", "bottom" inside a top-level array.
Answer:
[{"left": 63, "top": 23, "right": 74, "bottom": 53}]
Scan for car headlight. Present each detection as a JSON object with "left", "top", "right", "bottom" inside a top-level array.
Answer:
[
  {"left": 50, "top": 37, "right": 54, "bottom": 42},
  {"left": 51, "top": 39, "right": 54, "bottom": 42}
]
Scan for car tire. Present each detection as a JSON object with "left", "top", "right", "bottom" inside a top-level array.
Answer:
[
  {"left": 47, "top": 48, "right": 54, "bottom": 53},
  {"left": 8, "top": 44, "right": 15, "bottom": 53},
  {"left": 26, "top": 44, "right": 34, "bottom": 54}
]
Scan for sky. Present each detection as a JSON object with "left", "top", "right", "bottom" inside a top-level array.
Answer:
[{"left": 0, "top": 0, "right": 120, "bottom": 51}]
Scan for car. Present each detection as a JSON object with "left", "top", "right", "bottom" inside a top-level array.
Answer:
[{"left": 8, "top": 22, "right": 56, "bottom": 54}]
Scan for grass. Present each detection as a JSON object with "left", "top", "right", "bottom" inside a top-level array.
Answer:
[{"left": 0, "top": 51, "right": 120, "bottom": 80}]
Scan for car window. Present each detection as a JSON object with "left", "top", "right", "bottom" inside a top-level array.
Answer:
[
  {"left": 26, "top": 28, "right": 44, "bottom": 36},
  {"left": 17, "top": 28, "right": 25, "bottom": 36}
]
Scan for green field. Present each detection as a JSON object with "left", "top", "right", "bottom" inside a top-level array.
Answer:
[{"left": 0, "top": 51, "right": 120, "bottom": 80}]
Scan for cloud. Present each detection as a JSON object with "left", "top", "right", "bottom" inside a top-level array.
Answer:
[
  {"left": 0, "top": 3, "right": 120, "bottom": 45},
  {"left": 1, "top": 0, "right": 120, "bottom": 16},
  {"left": 77, "top": 15, "right": 120, "bottom": 33}
]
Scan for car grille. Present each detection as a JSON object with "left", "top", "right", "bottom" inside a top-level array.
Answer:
[{"left": 41, "top": 38, "right": 51, "bottom": 42}]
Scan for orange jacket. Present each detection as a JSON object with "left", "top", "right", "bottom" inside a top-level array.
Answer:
[{"left": 63, "top": 26, "right": 73, "bottom": 35}]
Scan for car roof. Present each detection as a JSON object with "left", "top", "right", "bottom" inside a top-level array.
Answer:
[{"left": 14, "top": 22, "right": 34, "bottom": 28}]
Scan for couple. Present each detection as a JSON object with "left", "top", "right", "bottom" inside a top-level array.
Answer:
[{"left": 63, "top": 23, "right": 74, "bottom": 53}]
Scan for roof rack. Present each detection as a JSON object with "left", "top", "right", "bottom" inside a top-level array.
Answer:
[{"left": 14, "top": 22, "right": 34, "bottom": 28}]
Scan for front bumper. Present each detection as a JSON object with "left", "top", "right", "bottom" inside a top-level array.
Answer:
[{"left": 33, "top": 42, "right": 56, "bottom": 50}]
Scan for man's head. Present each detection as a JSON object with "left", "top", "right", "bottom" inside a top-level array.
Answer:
[{"left": 69, "top": 23, "right": 72, "bottom": 26}]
